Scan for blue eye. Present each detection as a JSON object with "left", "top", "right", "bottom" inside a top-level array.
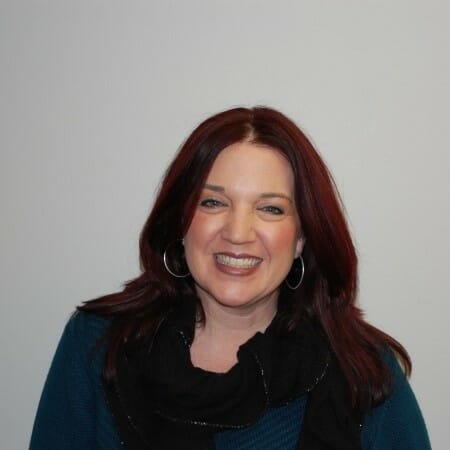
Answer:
[
  {"left": 200, "top": 199, "right": 224, "bottom": 208},
  {"left": 260, "top": 206, "right": 284, "bottom": 215}
]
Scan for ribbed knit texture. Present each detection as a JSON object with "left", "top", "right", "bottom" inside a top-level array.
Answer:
[
  {"left": 214, "top": 396, "right": 306, "bottom": 450},
  {"left": 30, "top": 312, "right": 431, "bottom": 449},
  {"left": 30, "top": 313, "right": 122, "bottom": 449}
]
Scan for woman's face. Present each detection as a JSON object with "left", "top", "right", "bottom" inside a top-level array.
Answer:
[{"left": 183, "top": 141, "right": 304, "bottom": 312}]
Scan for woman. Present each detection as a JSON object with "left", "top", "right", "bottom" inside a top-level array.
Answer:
[{"left": 30, "top": 107, "right": 431, "bottom": 449}]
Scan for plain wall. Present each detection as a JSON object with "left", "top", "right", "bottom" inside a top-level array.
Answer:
[{"left": 1, "top": 1, "right": 449, "bottom": 448}]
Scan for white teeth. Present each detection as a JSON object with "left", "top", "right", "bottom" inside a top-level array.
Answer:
[{"left": 215, "top": 254, "right": 261, "bottom": 269}]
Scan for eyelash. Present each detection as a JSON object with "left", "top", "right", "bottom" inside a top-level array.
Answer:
[
  {"left": 199, "top": 198, "right": 226, "bottom": 208},
  {"left": 199, "top": 199, "right": 285, "bottom": 216},
  {"left": 259, "top": 205, "right": 284, "bottom": 215}
]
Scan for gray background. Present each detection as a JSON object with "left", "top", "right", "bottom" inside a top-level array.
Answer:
[{"left": 1, "top": 1, "right": 449, "bottom": 448}]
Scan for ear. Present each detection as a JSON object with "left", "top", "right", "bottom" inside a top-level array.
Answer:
[{"left": 294, "top": 235, "right": 305, "bottom": 259}]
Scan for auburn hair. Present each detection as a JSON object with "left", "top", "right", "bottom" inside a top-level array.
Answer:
[{"left": 79, "top": 106, "right": 410, "bottom": 409}]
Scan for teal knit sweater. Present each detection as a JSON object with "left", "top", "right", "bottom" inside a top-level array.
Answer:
[{"left": 30, "top": 313, "right": 431, "bottom": 449}]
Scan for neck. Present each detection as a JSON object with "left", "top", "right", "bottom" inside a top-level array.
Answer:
[
  {"left": 190, "top": 294, "right": 278, "bottom": 373},
  {"left": 199, "top": 297, "right": 277, "bottom": 340}
]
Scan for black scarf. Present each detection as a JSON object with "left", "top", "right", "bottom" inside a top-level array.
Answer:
[{"left": 103, "top": 300, "right": 363, "bottom": 449}]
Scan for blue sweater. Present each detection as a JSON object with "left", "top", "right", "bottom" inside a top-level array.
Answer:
[{"left": 30, "top": 313, "right": 431, "bottom": 449}]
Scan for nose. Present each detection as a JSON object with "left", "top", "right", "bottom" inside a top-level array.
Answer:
[{"left": 221, "top": 208, "right": 256, "bottom": 244}]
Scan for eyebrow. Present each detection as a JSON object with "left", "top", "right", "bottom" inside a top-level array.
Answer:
[
  {"left": 260, "top": 192, "right": 293, "bottom": 202},
  {"left": 204, "top": 184, "right": 293, "bottom": 202},
  {"left": 204, "top": 183, "right": 225, "bottom": 192}
]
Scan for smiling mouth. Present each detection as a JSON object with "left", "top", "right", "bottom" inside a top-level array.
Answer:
[{"left": 214, "top": 254, "right": 262, "bottom": 269}]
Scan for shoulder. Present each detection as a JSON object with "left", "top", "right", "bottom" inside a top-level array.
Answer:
[
  {"left": 30, "top": 312, "right": 118, "bottom": 449},
  {"left": 56, "top": 311, "right": 112, "bottom": 375},
  {"left": 361, "top": 350, "right": 431, "bottom": 449},
  {"left": 65, "top": 310, "right": 111, "bottom": 345}
]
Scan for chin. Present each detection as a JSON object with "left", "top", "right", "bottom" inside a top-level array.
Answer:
[
  {"left": 215, "top": 297, "right": 257, "bottom": 309},
  {"left": 200, "top": 285, "right": 279, "bottom": 310}
]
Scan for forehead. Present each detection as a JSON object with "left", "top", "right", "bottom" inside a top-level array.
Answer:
[{"left": 205, "top": 142, "right": 295, "bottom": 194}]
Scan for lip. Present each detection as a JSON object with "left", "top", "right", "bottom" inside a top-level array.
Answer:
[{"left": 213, "top": 252, "right": 262, "bottom": 275}]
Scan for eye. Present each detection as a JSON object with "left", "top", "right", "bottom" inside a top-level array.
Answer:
[
  {"left": 259, "top": 205, "right": 284, "bottom": 215},
  {"left": 199, "top": 198, "right": 226, "bottom": 209}
]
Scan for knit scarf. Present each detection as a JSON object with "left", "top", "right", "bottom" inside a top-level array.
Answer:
[{"left": 103, "top": 300, "right": 362, "bottom": 449}]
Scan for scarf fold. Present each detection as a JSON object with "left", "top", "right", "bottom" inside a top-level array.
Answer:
[{"left": 103, "top": 299, "right": 362, "bottom": 449}]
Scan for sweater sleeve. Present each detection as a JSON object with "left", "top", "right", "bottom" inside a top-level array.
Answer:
[
  {"left": 361, "top": 352, "right": 431, "bottom": 450},
  {"left": 29, "top": 312, "right": 116, "bottom": 450}
]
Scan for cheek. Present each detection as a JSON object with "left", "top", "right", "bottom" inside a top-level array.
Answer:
[
  {"left": 265, "top": 222, "right": 299, "bottom": 255},
  {"left": 184, "top": 213, "right": 219, "bottom": 253}
]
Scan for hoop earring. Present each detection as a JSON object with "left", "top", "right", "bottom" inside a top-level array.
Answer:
[
  {"left": 285, "top": 255, "right": 305, "bottom": 290},
  {"left": 163, "top": 240, "right": 190, "bottom": 278}
]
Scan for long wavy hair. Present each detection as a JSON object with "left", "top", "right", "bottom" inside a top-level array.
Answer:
[{"left": 79, "top": 106, "right": 410, "bottom": 409}]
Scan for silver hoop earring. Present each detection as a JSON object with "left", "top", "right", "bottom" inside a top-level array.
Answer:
[
  {"left": 285, "top": 255, "right": 305, "bottom": 290},
  {"left": 163, "top": 240, "right": 190, "bottom": 278}
]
